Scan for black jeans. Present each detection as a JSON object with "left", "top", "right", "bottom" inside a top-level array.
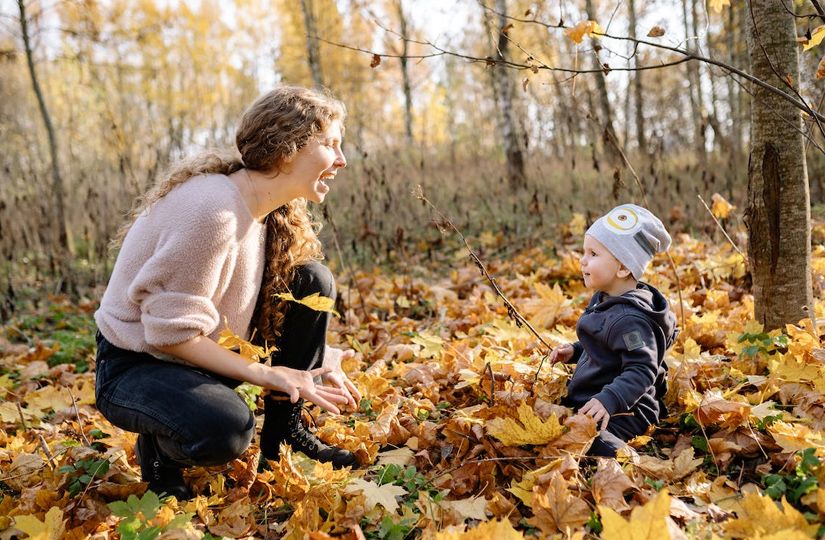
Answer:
[{"left": 94, "top": 261, "right": 336, "bottom": 467}]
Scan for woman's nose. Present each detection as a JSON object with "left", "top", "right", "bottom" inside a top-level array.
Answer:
[{"left": 335, "top": 149, "right": 347, "bottom": 168}]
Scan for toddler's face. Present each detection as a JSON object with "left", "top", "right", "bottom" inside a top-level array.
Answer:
[{"left": 581, "top": 235, "right": 625, "bottom": 292}]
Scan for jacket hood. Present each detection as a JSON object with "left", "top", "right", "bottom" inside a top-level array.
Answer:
[{"left": 589, "top": 282, "right": 678, "bottom": 347}]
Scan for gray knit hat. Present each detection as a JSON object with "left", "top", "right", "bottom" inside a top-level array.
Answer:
[{"left": 585, "top": 204, "right": 671, "bottom": 280}]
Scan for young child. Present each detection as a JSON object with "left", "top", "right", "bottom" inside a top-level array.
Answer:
[{"left": 551, "top": 204, "right": 678, "bottom": 457}]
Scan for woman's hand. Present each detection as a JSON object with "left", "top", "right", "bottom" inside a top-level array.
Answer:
[
  {"left": 265, "top": 365, "right": 350, "bottom": 414},
  {"left": 580, "top": 397, "right": 610, "bottom": 430},
  {"left": 321, "top": 347, "right": 362, "bottom": 411},
  {"left": 550, "top": 343, "right": 574, "bottom": 364}
]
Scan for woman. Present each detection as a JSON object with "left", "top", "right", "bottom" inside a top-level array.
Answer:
[{"left": 94, "top": 86, "right": 362, "bottom": 500}]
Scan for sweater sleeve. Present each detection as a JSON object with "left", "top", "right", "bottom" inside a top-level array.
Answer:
[
  {"left": 569, "top": 341, "right": 584, "bottom": 363},
  {"left": 592, "top": 316, "right": 658, "bottom": 416},
  {"left": 126, "top": 206, "right": 238, "bottom": 347}
]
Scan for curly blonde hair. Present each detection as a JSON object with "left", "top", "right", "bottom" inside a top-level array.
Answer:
[{"left": 114, "top": 86, "right": 346, "bottom": 344}]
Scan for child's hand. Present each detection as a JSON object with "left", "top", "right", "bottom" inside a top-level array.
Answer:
[
  {"left": 550, "top": 344, "right": 574, "bottom": 364},
  {"left": 580, "top": 398, "right": 610, "bottom": 430}
]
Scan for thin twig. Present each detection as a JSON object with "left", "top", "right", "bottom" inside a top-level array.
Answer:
[
  {"left": 67, "top": 388, "right": 91, "bottom": 447},
  {"left": 38, "top": 434, "right": 56, "bottom": 469},
  {"left": 697, "top": 194, "right": 746, "bottom": 260},
  {"left": 413, "top": 187, "right": 553, "bottom": 358},
  {"left": 16, "top": 402, "right": 28, "bottom": 430},
  {"left": 484, "top": 361, "right": 495, "bottom": 405}
]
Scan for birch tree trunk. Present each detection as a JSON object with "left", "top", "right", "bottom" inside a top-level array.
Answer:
[
  {"left": 745, "top": 0, "right": 813, "bottom": 330},
  {"left": 487, "top": 0, "right": 527, "bottom": 189},
  {"left": 584, "top": 0, "right": 622, "bottom": 166},
  {"left": 396, "top": 0, "right": 414, "bottom": 144},
  {"left": 18, "top": 0, "right": 72, "bottom": 286},
  {"left": 299, "top": 0, "right": 324, "bottom": 88},
  {"left": 627, "top": 0, "right": 647, "bottom": 155}
]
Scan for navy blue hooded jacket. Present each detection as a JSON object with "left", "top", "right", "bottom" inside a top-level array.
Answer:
[{"left": 562, "top": 282, "right": 678, "bottom": 426}]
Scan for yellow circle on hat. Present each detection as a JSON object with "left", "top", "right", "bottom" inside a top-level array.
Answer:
[{"left": 605, "top": 206, "right": 640, "bottom": 234}]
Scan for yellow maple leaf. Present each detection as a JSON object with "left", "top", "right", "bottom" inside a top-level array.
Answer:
[
  {"left": 345, "top": 478, "right": 407, "bottom": 514},
  {"left": 528, "top": 472, "right": 591, "bottom": 533},
  {"left": 599, "top": 488, "right": 672, "bottom": 540},
  {"left": 13, "top": 507, "right": 65, "bottom": 540},
  {"left": 434, "top": 518, "right": 524, "bottom": 539},
  {"left": 723, "top": 492, "right": 819, "bottom": 538},
  {"left": 216, "top": 318, "right": 276, "bottom": 364},
  {"left": 522, "top": 282, "right": 572, "bottom": 329},
  {"left": 410, "top": 332, "right": 444, "bottom": 359},
  {"left": 25, "top": 385, "right": 73, "bottom": 415},
  {"left": 274, "top": 292, "right": 340, "bottom": 316},
  {"left": 487, "top": 402, "right": 565, "bottom": 446},
  {"left": 804, "top": 25, "right": 825, "bottom": 51},
  {"left": 565, "top": 20, "right": 604, "bottom": 44},
  {"left": 710, "top": 193, "right": 735, "bottom": 219},
  {"left": 708, "top": 0, "right": 731, "bottom": 13},
  {"left": 767, "top": 420, "right": 825, "bottom": 454}
]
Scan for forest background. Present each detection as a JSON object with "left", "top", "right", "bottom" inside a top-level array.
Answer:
[
  {"left": 4, "top": 0, "right": 823, "bottom": 305},
  {"left": 4, "top": 0, "right": 825, "bottom": 538}
]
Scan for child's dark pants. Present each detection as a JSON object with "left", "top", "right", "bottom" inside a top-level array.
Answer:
[
  {"left": 94, "top": 261, "right": 336, "bottom": 467},
  {"left": 587, "top": 410, "right": 651, "bottom": 457}
]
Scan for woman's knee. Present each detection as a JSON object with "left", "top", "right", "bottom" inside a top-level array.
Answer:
[
  {"left": 186, "top": 411, "right": 255, "bottom": 466},
  {"left": 293, "top": 261, "right": 335, "bottom": 298}
]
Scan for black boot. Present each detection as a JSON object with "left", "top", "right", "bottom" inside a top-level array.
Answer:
[
  {"left": 261, "top": 398, "right": 357, "bottom": 469},
  {"left": 135, "top": 434, "right": 192, "bottom": 500}
]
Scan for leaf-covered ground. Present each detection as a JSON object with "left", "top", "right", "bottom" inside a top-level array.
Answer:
[{"left": 3, "top": 217, "right": 825, "bottom": 539}]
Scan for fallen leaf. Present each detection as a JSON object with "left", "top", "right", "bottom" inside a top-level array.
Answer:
[
  {"left": 442, "top": 496, "right": 488, "bottom": 521},
  {"left": 487, "top": 402, "right": 565, "bottom": 446},
  {"left": 12, "top": 507, "right": 66, "bottom": 540},
  {"left": 599, "top": 488, "right": 672, "bottom": 540},
  {"left": 345, "top": 478, "right": 407, "bottom": 514},
  {"left": 723, "top": 492, "right": 819, "bottom": 538},
  {"left": 434, "top": 519, "right": 524, "bottom": 539},
  {"left": 528, "top": 472, "right": 591, "bottom": 534},
  {"left": 592, "top": 459, "right": 636, "bottom": 512}
]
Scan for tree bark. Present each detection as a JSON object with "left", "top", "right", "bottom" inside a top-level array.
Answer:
[
  {"left": 683, "top": 0, "right": 707, "bottom": 164},
  {"left": 745, "top": 0, "right": 813, "bottom": 330},
  {"left": 584, "top": 0, "right": 622, "bottom": 167},
  {"left": 17, "top": 0, "right": 72, "bottom": 282},
  {"left": 627, "top": 0, "right": 647, "bottom": 155},
  {"left": 396, "top": 0, "right": 414, "bottom": 144},
  {"left": 486, "top": 0, "right": 527, "bottom": 189},
  {"left": 299, "top": 0, "right": 325, "bottom": 88}
]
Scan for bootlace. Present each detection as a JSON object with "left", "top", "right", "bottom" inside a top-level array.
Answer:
[{"left": 287, "top": 401, "right": 327, "bottom": 452}]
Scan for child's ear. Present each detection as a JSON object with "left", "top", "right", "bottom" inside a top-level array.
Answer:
[{"left": 617, "top": 266, "right": 632, "bottom": 279}]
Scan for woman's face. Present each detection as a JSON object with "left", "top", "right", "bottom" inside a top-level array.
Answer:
[{"left": 288, "top": 119, "right": 347, "bottom": 203}]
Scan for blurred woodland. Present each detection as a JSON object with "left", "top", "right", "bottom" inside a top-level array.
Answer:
[{"left": 2, "top": 0, "right": 825, "bottom": 323}]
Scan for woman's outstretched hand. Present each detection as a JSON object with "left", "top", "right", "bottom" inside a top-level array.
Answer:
[
  {"left": 266, "top": 365, "right": 350, "bottom": 414},
  {"left": 321, "top": 347, "right": 362, "bottom": 411}
]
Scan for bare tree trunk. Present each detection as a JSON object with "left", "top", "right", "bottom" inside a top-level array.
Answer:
[
  {"left": 584, "top": 0, "right": 622, "bottom": 166},
  {"left": 299, "top": 0, "right": 325, "bottom": 88},
  {"left": 726, "top": 4, "right": 740, "bottom": 199},
  {"left": 17, "top": 0, "right": 72, "bottom": 287},
  {"left": 396, "top": 0, "right": 414, "bottom": 144},
  {"left": 627, "top": 0, "right": 647, "bottom": 155},
  {"left": 745, "top": 0, "right": 812, "bottom": 330},
  {"left": 485, "top": 0, "right": 527, "bottom": 189},
  {"left": 683, "top": 0, "right": 707, "bottom": 164}
]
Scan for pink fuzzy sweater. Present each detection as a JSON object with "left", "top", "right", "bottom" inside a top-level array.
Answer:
[{"left": 95, "top": 174, "right": 266, "bottom": 358}]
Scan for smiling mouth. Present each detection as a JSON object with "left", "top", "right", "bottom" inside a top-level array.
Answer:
[{"left": 319, "top": 173, "right": 335, "bottom": 189}]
